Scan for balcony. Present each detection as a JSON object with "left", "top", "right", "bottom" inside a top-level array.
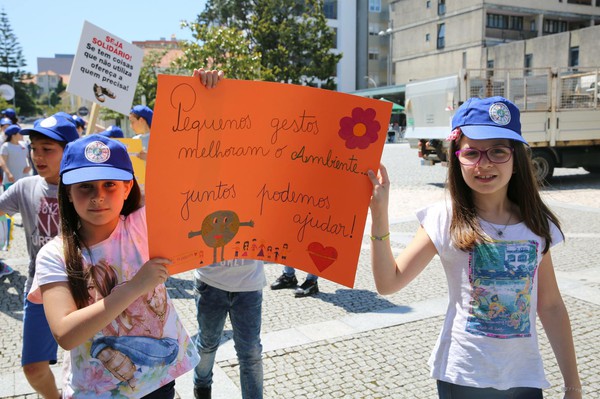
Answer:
[{"left": 485, "top": 27, "right": 538, "bottom": 41}]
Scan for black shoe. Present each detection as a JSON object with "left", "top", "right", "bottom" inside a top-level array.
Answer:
[
  {"left": 194, "top": 385, "right": 211, "bottom": 399},
  {"left": 270, "top": 274, "right": 298, "bottom": 290},
  {"left": 294, "top": 279, "right": 319, "bottom": 297}
]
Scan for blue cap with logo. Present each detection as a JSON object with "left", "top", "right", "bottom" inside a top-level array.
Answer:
[
  {"left": 130, "top": 105, "right": 153, "bottom": 127},
  {"left": 451, "top": 96, "right": 527, "bottom": 145},
  {"left": 98, "top": 125, "right": 124, "bottom": 138},
  {"left": 21, "top": 114, "right": 79, "bottom": 143},
  {"left": 60, "top": 134, "right": 133, "bottom": 185},
  {"left": 4, "top": 124, "right": 21, "bottom": 137}
]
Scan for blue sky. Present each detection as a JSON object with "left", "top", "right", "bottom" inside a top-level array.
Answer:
[{"left": 1, "top": 0, "right": 207, "bottom": 74}]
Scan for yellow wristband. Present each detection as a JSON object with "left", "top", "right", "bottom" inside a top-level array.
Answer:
[{"left": 370, "top": 232, "right": 390, "bottom": 241}]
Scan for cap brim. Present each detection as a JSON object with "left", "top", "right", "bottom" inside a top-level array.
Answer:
[
  {"left": 460, "top": 125, "right": 528, "bottom": 145},
  {"left": 61, "top": 166, "right": 133, "bottom": 185},
  {"left": 20, "top": 127, "right": 67, "bottom": 142}
]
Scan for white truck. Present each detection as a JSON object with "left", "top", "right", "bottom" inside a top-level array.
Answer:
[{"left": 404, "top": 67, "right": 600, "bottom": 181}]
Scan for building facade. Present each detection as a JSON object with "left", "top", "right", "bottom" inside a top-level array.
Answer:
[{"left": 390, "top": 0, "right": 600, "bottom": 85}]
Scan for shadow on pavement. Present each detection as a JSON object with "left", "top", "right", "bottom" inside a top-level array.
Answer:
[
  {"left": 543, "top": 172, "right": 600, "bottom": 190},
  {"left": 164, "top": 275, "right": 195, "bottom": 299},
  {"left": 316, "top": 288, "right": 403, "bottom": 314}
]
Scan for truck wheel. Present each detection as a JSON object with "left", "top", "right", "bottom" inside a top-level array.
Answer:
[{"left": 531, "top": 151, "right": 554, "bottom": 183}]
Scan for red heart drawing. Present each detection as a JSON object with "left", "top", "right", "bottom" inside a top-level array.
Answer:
[{"left": 307, "top": 242, "right": 338, "bottom": 272}]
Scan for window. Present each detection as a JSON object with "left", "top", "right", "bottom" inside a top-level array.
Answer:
[
  {"left": 524, "top": 54, "right": 533, "bottom": 75},
  {"left": 369, "top": 0, "right": 381, "bottom": 12},
  {"left": 530, "top": 20, "right": 536, "bottom": 32},
  {"left": 509, "top": 16, "right": 523, "bottom": 30},
  {"left": 426, "top": 33, "right": 431, "bottom": 42},
  {"left": 487, "top": 14, "right": 508, "bottom": 29},
  {"left": 324, "top": 0, "right": 337, "bottom": 19},
  {"left": 569, "top": 46, "right": 579, "bottom": 68},
  {"left": 426, "top": 0, "right": 431, "bottom": 8},
  {"left": 543, "top": 19, "right": 568, "bottom": 33},
  {"left": 369, "top": 49, "right": 380, "bottom": 60},
  {"left": 567, "top": 0, "right": 591, "bottom": 4},
  {"left": 437, "top": 23, "right": 445, "bottom": 49},
  {"left": 438, "top": 0, "right": 446, "bottom": 15},
  {"left": 331, "top": 27, "right": 338, "bottom": 49}
]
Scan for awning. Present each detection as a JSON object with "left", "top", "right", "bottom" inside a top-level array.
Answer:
[{"left": 380, "top": 97, "right": 404, "bottom": 114}]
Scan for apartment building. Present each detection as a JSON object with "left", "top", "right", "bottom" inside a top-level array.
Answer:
[{"left": 390, "top": 0, "right": 600, "bottom": 85}]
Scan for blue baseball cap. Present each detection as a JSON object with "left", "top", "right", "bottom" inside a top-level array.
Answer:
[
  {"left": 71, "top": 115, "right": 87, "bottom": 129},
  {"left": 60, "top": 134, "right": 133, "bottom": 185},
  {"left": 21, "top": 114, "right": 80, "bottom": 143},
  {"left": 0, "top": 117, "right": 11, "bottom": 126},
  {"left": 98, "top": 125, "right": 124, "bottom": 138},
  {"left": 2, "top": 108, "right": 16, "bottom": 119},
  {"left": 451, "top": 96, "right": 527, "bottom": 145},
  {"left": 4, "top": 124, "right": 21, "bottom": 137},
  {"left": 130, "top": 105, "right": 153, "bottom": 127}
]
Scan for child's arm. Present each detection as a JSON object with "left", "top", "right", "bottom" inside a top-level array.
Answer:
[
  {"left": 537, "top": 250, "right": 582, "bottom": 399},
  {"left": 40, "top": 257, "right": 171, "bottom": 350},
  {"left": 368, "top": 164, "right": 437, "bottom": 295}
]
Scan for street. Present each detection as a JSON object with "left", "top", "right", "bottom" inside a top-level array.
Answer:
[{"left": 1, "top": 142, "right": 599, "bottom": 398}]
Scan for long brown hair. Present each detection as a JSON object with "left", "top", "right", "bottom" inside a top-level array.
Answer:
[
  {"left": 58, "top": 179, "right": 142, "bottom": 309},
  {"left": 447, "top": 138, "right": 562, "bottom": 254}
]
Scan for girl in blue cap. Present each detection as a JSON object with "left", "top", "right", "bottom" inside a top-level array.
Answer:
[
  {"left": 28, "top": 134, "right": 198, "bottom": 398},
  {"left": 368, "top": 97, "right": 581, "bottom": 398},
  {"left": 0, "top": 124, "right": 31, "bottom": 190}
]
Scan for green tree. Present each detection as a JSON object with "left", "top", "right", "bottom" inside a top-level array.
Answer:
[
  {"left": 0, "top": 8, "right": 25, "bottom": 76},
  {"left": 172, "top": 24, "right": 262, "bottom": 80},
  {"left": 198, "top": 0, "right": 341, "bottom": 88},
  {"left": 0, "top": 9, "right": 38, "bottom": 116}
]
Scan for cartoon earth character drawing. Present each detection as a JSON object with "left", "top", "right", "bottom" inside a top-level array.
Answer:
[{"left": 188, "top": 210, "right": 254, "bottom": 263}]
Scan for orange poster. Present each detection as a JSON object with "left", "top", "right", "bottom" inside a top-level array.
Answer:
[{"left": 146, "top": 76, "right": 391, "bottom": 288}]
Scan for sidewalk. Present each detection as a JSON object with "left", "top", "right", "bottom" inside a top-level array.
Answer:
[{"left": 1, "top": 195, "right": 599, "bottom": 398}]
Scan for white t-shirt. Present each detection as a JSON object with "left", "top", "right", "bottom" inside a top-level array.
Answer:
[
  {"left": 29, "top": 207, "right": 199, "bottom": 398},
  {"left": 195, "top": 258, "right": 266, "bottom": 292},
  {"left": 417, "top": 202, "right": 562, "bottom": 390},
  {"left": 0, "top": 141, "right": 30, "bottom": 183}
]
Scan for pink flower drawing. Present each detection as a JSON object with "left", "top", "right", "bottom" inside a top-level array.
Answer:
[{"left": 338, "top": 107, "right": 381, "bottom": 149}]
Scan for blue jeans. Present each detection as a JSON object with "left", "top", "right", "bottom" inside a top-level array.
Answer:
[
  {"left": 193, "top": 280, "right": 263, "bottom": 399},
  {"left": 283, "top": 266, "right": 318, "bottom": 281},
  {"left": 437, "top": 380, "right": 543, "bottom": 399}
]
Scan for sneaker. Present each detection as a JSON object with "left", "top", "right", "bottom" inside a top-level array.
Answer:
[
  {"left": 194, "top": 385, "right": 211, "bottom": 399},
  {"left": 0, "top": 261, "right": 14, "bottom": 278},
  {"left": 294, "top": 279, "right": 319, "bottom": 298},
  {"left": 270, "top": 274, "right": 298, "bottom": 290}
]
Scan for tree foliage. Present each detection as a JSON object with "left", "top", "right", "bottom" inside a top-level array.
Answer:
[
  {"left": 172, "top": 24, "right": 262, "bottom": 80},
  {"left": 0, "top": 8, "right": 25, "bottom": 75},
  {"left": 0, "top": 9, "right": 38, "bottom": 116},
  {"left": 190, "top": 0, "right": 340, "bottom": 88},
  {"left": 135, "top": 50, "right": 169, "bottom": 110}
]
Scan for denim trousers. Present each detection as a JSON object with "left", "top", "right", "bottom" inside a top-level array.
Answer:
[
  {"left": 437, "top": 380, "right": 543, "bottom": 399},
  {"left": 282, "top": 265, "right": 318, "bottom": 281},
  {"left": 193, "top": 280, "right": 263, "bottom": 399}
]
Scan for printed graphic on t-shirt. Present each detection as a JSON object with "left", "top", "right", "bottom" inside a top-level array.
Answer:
[
  {"left": 32, "top": 197, "right": 59, "bottom": 247},
  {"left": 466, "top": 240, "right": 538, "bottom": 339},
  {"left": 72, "top": 259, "right": 187, "bottom": 396}
]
